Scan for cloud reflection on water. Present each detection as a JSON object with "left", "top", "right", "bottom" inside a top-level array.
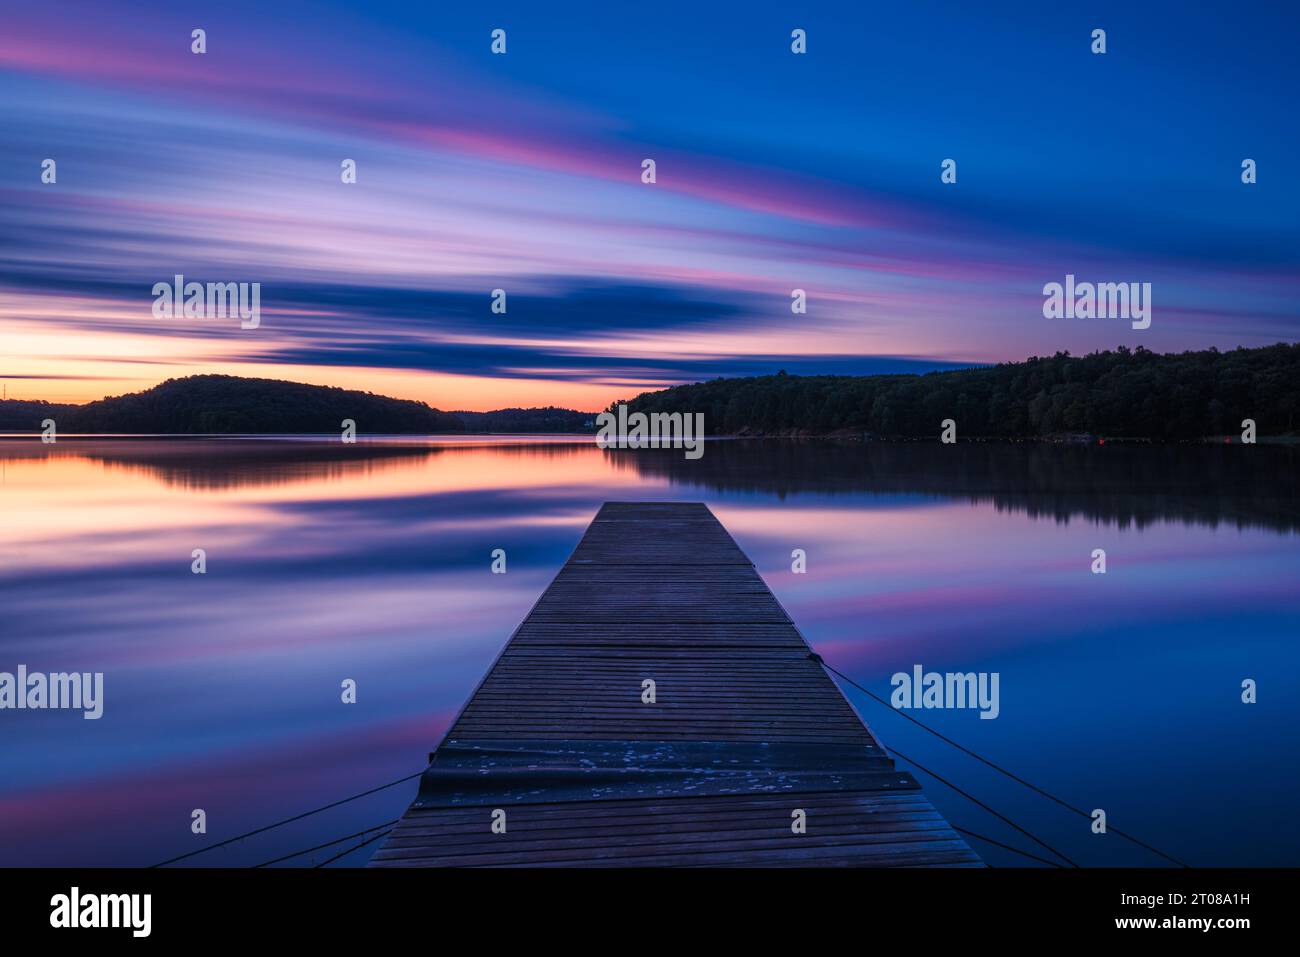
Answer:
[{"left": 0, "top": 437, "right": 1296, "bottom": 866}]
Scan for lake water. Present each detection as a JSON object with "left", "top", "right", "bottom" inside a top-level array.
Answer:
[{"left": 1, "top": 437, "right": 1297, "bottom": 867}]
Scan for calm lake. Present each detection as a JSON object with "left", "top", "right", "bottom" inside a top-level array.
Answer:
[{"left": 1, "top": 437, "right": 1297, "bottom": 867}]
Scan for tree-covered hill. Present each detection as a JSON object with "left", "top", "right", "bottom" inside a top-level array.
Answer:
[
  {"left": 613, "top": 344, "right": 1300, "bottom": 439},
  {"left": 0, "top": 375, "right": 464, "bottom": 434},
  {"left": 452, "top": 407, "right": 596, "bottom": 432},
  {"left": 0, "top": 399, "right": 75, "bottom": 431}
]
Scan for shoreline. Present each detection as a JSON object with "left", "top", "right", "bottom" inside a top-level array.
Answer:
[{"left": 0, "top": 432, "right": 1295, "bottom": 445}]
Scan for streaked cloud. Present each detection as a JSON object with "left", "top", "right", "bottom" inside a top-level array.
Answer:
[{"left": 2, "top": 1, "right": 1297, "bottom": 406}]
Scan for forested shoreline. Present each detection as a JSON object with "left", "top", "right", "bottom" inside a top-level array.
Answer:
[{"left": 614, "top": 344, "right": 1300, "bottom": 439}]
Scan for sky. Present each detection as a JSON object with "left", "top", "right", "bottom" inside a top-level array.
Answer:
[{"left": 1, "top": 0, "right": 1297, "bottom": 410}]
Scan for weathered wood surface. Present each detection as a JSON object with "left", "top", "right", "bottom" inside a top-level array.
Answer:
[{"left": 370, "top": 501, "right": 980, "bottom": 867}]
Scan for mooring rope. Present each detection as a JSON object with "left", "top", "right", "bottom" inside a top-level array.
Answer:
[
  {"left": 951, "top": 825, "right": 1066, "bottom": 868},
  {"left": 149, "top": 769, "right": 426, "bottom": 868},
  {"left": 809, "top": 651, "right": 1191, "bottom": 868},
  {"left": 252, "top": 819, "right": 400, "bottom": 868}
]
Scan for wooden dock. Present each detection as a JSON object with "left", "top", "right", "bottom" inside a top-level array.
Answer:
[{"left": 370, "top": 502, "right": 981, "bottom": 867}]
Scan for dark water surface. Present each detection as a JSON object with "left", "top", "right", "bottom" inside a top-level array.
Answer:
[{"left": 1, "top": 437, "right": 1296, "bottom": 866}]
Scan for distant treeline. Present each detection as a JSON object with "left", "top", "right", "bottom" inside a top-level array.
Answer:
[
  {"left": 0, "top": 399, "right": 72, "bottom": 432},
  {"left": 614, "top": 344, "right": 1300, "bottom": 439},
  {"left": 0, "top": 375, "right": 464, "bottom": 434},
  {"left": 453, "top": 407, "right": 595, "bottom": 433}
]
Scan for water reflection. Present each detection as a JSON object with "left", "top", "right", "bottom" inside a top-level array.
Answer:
[
  {"left": 0, "top": 437, "right": 1296, "bottom": 868},
  {"left": 5, "top": 438, "right": 1296, "bottom": 530},
  {"left": 0, "top": 438, "right": 592, "bottom": 491},
  {"left": 607, "top": 440, "right": 1300, "bottom": 532}
]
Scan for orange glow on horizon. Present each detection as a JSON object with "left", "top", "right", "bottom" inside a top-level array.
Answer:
[
  {"left": 0, "top": 364, "right": 638, "bottom": 412},
  {"left": 0, "top": 302, "right": 661, "bottom": 411}
]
